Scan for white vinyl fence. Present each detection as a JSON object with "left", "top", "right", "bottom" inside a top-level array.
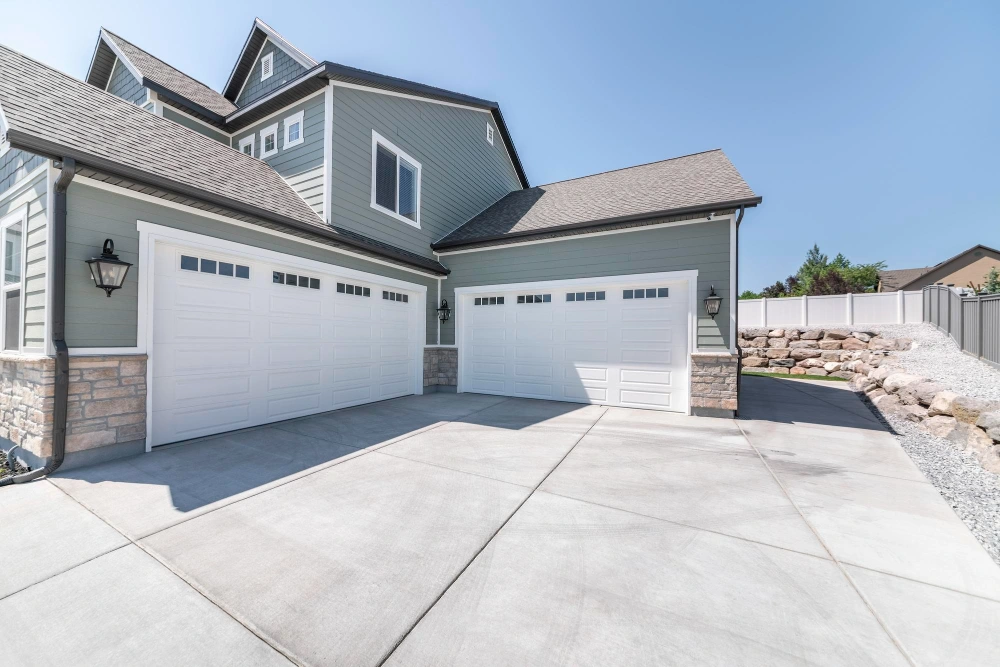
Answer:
[{"left": 738, "top": 291, "right": 923, "bottom": 328}]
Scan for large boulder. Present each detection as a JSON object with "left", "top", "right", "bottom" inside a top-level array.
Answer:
[
  {"left": 899, "top": 405, "right": 929, "bottom": 422},
  {"left": 801, "top": 330, "right": 824, "bottom": 340},
  {"left": 867, "top": 387, "right": 887, "bottom": 399},
  {"left": 820, "top": 351, "right": 842, "bottom": 362},
  {"left": 767, "top": 338, "right": 789, "bottom": 349},
  {"left": 786, "top": 329, "right": 801, "bottom": 341},
  {"left": 743, "top": 328, "right": 769, "bottom": 338},
  {"left": 977, "top": 412, "right": 1000, "bottom": 442},
  {"left": 789, "top": 366, "right": 807, "bottom": 375},
  {"left": 769, "top": 359, "right": 795, "bottom": 368},
  {"left": 952, "top": 396, "right": 1000, "bottom": 425},
  {"left": 851, "top": 332, "right": 872, "bottom": 343},
  {"left": 898, "top": 382, "right": 946, "bottom": 407},
  {"left": 767, "top": 329, "right": 785, "bottom": 338},
  {"left": 799, "top": 358, "right": 826, "bottom": 368},
  {"left": 789, "top": 340, "right": 820, "bottom": 349},
  {"left": 819, "top": 340, "right": 843, "bottom": 350},
  {"left": 743, "top": 348, "right": 767, "bottom": 358},
  {"left": 868, "top": 338, "right": 897, "bottom": 351},
  {"left": 927, "top": 390, "right": 960, "bottom": 417},
  {"left": 869, "top": 366, "right": 895, "bottom": 384},
  {"left": 830, "top": 370, "right": 857, "bottom": 380},
  {"left": 824, "top": 362, "right": 843, "bottom": 373},
  {"left": 766, "top": 348, "right": 791, "bottom": 359},
  {"left": 749, "top": 336, "right": 769, "bottom": 348},
  {"left": 841, "top": 338, "right": 868, "bottom": 350},
  {"left": 873, "top": 393, "right": 901, "bottom": 410},
  {"left": 947, "top": 423, "right": 1000, "bottom": 473},
  {"left": 742, "top": 356, "right": 768, "bottom": 368},
  {"left": 824, "top": 330, "right": 850, "bottom": 340},
  {"left": 882, "top": 373, "right": 927, "bottom": 394},
  {"left": 790, "top": 348, "right": 822, "bottom": 361},
  {"left": 923, "top": 415, "right": 958, "bottom": 438},
  {"left": 896, "top": 338, "right": 913, "bottom": 351}
]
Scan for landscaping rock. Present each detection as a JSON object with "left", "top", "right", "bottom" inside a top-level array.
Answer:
[
  {"left": 947, "top": 423, "right": 1000, "bottom": 473},
  {"left": 841, "top": 338, "right": 868, "bottom": 350},
  {"left": 819, "top": 340, "right": 843, "bottom": 350},
  {"left": 789, "top": 340, "right": 819, "bottom": 349},
  {"left": 790, "top": 348, "right": 822, "bottom": 361},
  {"left": 977, "top": 412, "right": 1000, "bottom": 442},
  {"left": 767, "top": 338, "right": 789, "bottom": 349},
  {"left": 831, "top": 370, "right": 856, "bottom": 380},
  {"left": 899, "top": 404, "right": 929, "bottom": 422},
  {"left": 767, "top": 329, "right": 785, "bottom": 338},
  {"left": 769, "top": 367, "right": 790, "bottom": 375},
  {"left": 868, "top": 338, "right": 897, "bottom": 351},
  {"left": 789, "top": 366, "right": 807, "bottom": 375},
  {"left": 896, "top": 338, "right": 913, "bottom": 351},
  {"left": 820, "top": 351, "right": 842, "bottom": 362},
  {"left": 952, "top": 396, "right": 999, "bottom": 425},
  {"left": 743, "top": 328, "right": 769, "bottom": 338},
  {"left": 786, "top": 330, "right": 801, "bottom": 341},
  {"left": 907, "top": 382, "right": 946, "bottom": 407},
  {"left": 824, "top": 330, "right": 850, "bottom": 340},
  {"left": 801, "top": 330, "right": 824, "bottom": 340},
  {"left": 808, "top": 369, "right": 829, "bottom": 376},
  {"left": 928, "top": 390, "right": 960, "bottom": 417},
  {"left": 873, "top": 394, "right": 901, "bottom": 410},
  {"left": 851, "top": 332, "right": 872, "bottom": 343},
  {"left": 923, "top": 415, "right": 958, "bottom": 438},
  {"left": 766, "top": 348, "right": 791, "bottom": 359},
  {"left": 769, "top": 359, "right": 795, "bottom": 368},
  {"left": 743, "top": 356, "right": 768, "bottom": 368},
  {"left": 883, "top": 373, "right": 927, "bottom": 394},
  {"left": 799, "top": 358, "right": 826, "bottom": 368},
  {"left": 749, "top": 336, "right": 769, "bottom": 348},
  {"left": 824, "top": 362, "right": 843, "bottom": 373},
  {"left": 867, "top": 387, "right": 887, "bottom": 399},
  {"left": 870, "top": 366, "right": 895, "bottom": 384}
]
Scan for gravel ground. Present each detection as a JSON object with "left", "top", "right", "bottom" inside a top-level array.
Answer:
[
  {"left": 0, "top": 449, "right": 29, "bottom": 479},
  {"left": 865, "top": 322, "right": 1000, "bottom": 402}
]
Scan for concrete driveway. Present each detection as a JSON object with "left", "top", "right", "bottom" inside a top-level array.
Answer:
[{"left": 3, "top": 377, "right": 1000, "bottom": 665}]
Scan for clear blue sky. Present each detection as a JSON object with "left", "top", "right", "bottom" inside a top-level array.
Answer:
[{"left": 3, "top": 1, "right": 997, "bottom": 290}]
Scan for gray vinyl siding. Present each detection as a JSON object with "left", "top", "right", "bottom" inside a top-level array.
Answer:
[
  {"left": 438, "top": 220, "right": 733, "bottom": 350},
  {"left": 232, "top": 93, "right": 325, "bottom": 217},
  {"left": 106, "top": 58, "right": 147, "bottom": 106},
  {"left": 1, "top": 164, "right": 48, "bottom": 350},
  {"left": 162, "top": 107, "right": 229, "bottom": 144},
  {"left": 65, "top": 182, "right": 438, "bottom": 347},
  {"left": 328, "top": 86, "right": 522, "bottom": 261},
  {"left": 0, "top": 149, "right": 45, "bottom": 194},
  {"left": 236, "top": 40, "right": 308, "bottom": 108}
]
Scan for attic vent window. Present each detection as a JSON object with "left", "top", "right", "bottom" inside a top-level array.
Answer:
[
  {"left": 486, "top": 124, "right": 494, "bottom": 145},
  {"left": 261, "top": 52, "right": 274, "bottom": 81}
]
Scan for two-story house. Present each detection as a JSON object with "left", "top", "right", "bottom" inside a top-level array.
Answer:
[{"left": 0, "top": 19, "right": 760, "bottom": 474}]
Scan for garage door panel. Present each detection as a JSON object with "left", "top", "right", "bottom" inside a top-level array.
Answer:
[
  {"left": 514, "top": 364, "right": 552, "bottom": 378},
  {"left": 564, "top": 347, "right": 608, "bottom": 363},
  {"left": 516, "top": 309, "right": 553, "bottom": 323},
  {"left": 566, "top": 329, "right": 608, "bottom": 343},
  {"left": 621, "top": 348, "right": 672, "bottom": 364},
  {"left": 565, "top": 309, "right": 607, "bottom": 323},
  {"left": 620, "top": 389, "right": 672, "bottom": 408},
  {"left": 513, "top": 381, "right": 554, "bottom": 398},
  {"left": 564, "top": 385, "right": 608, "bottom": 402},
  {"left": 570, "top": 366, "right": 608, "bottom": 382},
  {"left": 620, "top": 369, "right": 672, "bottom": 385},
  {"left": 152, "top": 241, "right": 420, "bottom": 446},
  {"left": 514, "top": 346, "right": 551, "bottom": 361},
  {"left": 516, "top": 327, "right": 553, "bottom": 342}
]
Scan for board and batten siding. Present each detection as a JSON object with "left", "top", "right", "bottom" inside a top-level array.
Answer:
[
  {"left": 162, "top": 107, "right": 229, "bottom": 144},
  {"left": 328, "top": 85, "right": 522, "bottom": 261},
  {"left": 438, "top": 219, "right": 734, "bottom": 350},
  {"left": 236, "top": 40, "right": 308, "bottom": 108},
  {"left": 1, "top": 160, "right": 48, "bottom": 350},
  {"left": 232, "top": 93, "right": 325, "bottom": 217},
  {"left": 106, "top": 58, "right": 147, "bottom": 106},
  {"left": 64, "top": 182, "right": 439, "bottom": 348}
]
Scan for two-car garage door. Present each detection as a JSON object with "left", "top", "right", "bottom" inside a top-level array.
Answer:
[
  {"left": 458, "top": 277, "right": 691, "bottom": 413},
  {"left": 150, "top": 240, "right": 423, "bottom": 446}
]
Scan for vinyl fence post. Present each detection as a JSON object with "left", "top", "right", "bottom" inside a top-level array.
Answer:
[
  {"left": 801, "top": 295, "right": 808, "bottom": 327},
  {"left": 897, "top": 290, "right": 904, "bottom": 324},
  {"left": 980, "top": 295, "right": 985, "bottom": 360},
  {"left": 761, "top": 297, "right": 767, "bottom": 328},
  {"left": 846, "top": 293, "right": 854, "bottom": 326}
]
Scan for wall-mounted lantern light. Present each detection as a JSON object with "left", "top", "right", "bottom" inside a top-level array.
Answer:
[
  {"left": 86, "top": 239, "right": 132, "bottom": 298},
  {"left": 703, "top": 285, "right": 723, "bottom": 319},
  {"left": 436, "top": 299, "right": 451, "bottom": 322}
]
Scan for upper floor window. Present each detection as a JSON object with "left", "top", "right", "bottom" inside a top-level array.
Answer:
[
  {"left": 486, "top": 123, "right": 494, "bottom": 145},
  {"left": 238, "top": 135, "right": 254, "bottom": 157},
  {"left": 261, "top": 52, "right": 274, "bottom": 82},
  {"left": 370, "top": 130, "right": 421, "bottom": 228},
  {"left": 2, "top": 211, "right": 24, "bottom": 351},
  {"left": 260, "top": 123, "right": 278, "bottom": 159},
  {"left": 284, "top": 111, "right": 304, "bottom": 149}
]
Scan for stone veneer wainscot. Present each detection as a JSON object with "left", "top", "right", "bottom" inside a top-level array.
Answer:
[
  {"left": 423, "top": 347, "right": 458, "bottom": 392},
  {"left": 690, "top": 352, "right": 739, "bottom": 417}
]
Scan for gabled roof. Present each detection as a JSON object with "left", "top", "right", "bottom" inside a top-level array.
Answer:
[
  {"left": 0, "top": 43, "right": 447, "bottom": 275},
  {"left": 222, "top": 18, "right": 317, "bottom": 103},
  {"left": 87, "top": 29, "right": 237, "bottom": 119},
  {"left": 880, "top": 244, "right": 1000, "bottom": 291},
  {"left": 433, "top": 149, "right": 760, "bottom": 250}
]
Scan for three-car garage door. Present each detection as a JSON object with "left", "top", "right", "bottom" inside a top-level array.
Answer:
[
  {"left": 458, "top": 277, "right": 691, "bottom": 412},
  {"left": 150, "top": 240, "right": 423, "bottom": 446}
]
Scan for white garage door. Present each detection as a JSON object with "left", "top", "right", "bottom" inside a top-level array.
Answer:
[
  {"left": 458, "top": 277, "right": 691, "bottom": 412},
  {"left": 151, "top": 241, "right": 423, "bottom": 446}
]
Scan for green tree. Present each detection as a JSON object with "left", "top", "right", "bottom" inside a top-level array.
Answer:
[
  {"left": 984, "top": 267, "right": 1000, "bottom": 294},
  {"left": 749, "top": 245, "right": 885, "bottom": 297},
  {"left": 739, "top": 289, "right": 762, "bottom": 300}
]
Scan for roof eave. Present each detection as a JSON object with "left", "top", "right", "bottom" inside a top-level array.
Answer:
[
  {"left": 143, "top": 80, "right": 228, "bottom": 126},
  {"left": 431, "top": 197, "right": 762, "bottom": 251},
  {"left": 7, "top": 129, "right": 448, "bottom": 276}
]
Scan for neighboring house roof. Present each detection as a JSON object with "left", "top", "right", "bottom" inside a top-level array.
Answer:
[
  {"left": 432, "top": 149, "right": 760, "bottom": 250},
  {"left": 878, "top": 267, "right": 932, "bottom": 292},
  {"left": 222, "top": 18, "right": 318, "bottom": 103},
  {"left": 87, "top": 29, "right": 238, "bottom": 119},
  {"left": 0, "top": 43, "right": 447, "bottom": 275}
]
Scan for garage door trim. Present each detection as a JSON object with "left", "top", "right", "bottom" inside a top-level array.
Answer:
[
  {"left": 454, "top": 270, "right": 698, "bottom": 413},
  {"left": 137, "top": 220, "right": 428, "bottom": 451}
]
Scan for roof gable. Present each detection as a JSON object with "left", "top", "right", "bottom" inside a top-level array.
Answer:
[{"left": 223, "top": 18, "right": 317, "bottom": 104}]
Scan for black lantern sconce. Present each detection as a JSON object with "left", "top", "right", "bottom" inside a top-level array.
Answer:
[
  {"left": 703, "top": 285, "right": 723, "bottom": 319},
  {"left": 86, "top": 239, "right": 132, "bottom": 297},
  {"left": 436, "top": 299, "right": 451, "bottom": 322}
]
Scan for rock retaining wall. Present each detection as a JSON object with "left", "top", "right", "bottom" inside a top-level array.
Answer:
[{"left": 738, "top": 328, "right": 911, "bottom": 378}]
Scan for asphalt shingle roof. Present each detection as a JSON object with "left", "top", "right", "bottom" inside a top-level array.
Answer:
[
  {"left": 103, "top": 30, "right": 237, "bottom": 117},
  {"left": 0, "top": 43, "right": 448, "bottom": 275},
  {"left": 878, "top": 267, "right": 932, "bottom": 292},
  {"left": 433, "top": 149, "right": 759, "bottom": 249}
]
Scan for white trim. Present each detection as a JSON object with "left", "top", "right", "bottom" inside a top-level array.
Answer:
[
  {"left": 435, "top": 214, "right": 733, "bottom": 255},
  {"left": 370, "top": 130, "right": 422, "bottom": 229},
  {"left": 0, "top": 164, "right": 47, "bottom": 206},
  {"left": 259, "top": 123, "right": 279, "bottom": 158},
  {"left": 283, "top": 110, "right": 304, "bottom": 149},
  {"left": 0, "top": 141, "right": 8, "bottom": 159},
  {"left": 69, "top": 347, "right": 144, "bottom": 356},
  {"left": 453, "top": 270, "right": 699, "bottom": 415},
  {"left": 44, "top": 162, "right": 56, "bottom": 356},
  {"left": 729, "top": 216, "right": 737, "bottom": 354},
  {"left": 254, "top": 18, "right": 318, "bottom": 69},
  {"left": 233, "top": 39, "right": 267, "bottom": 106},
  {"left": 104, "top": 55, "right": 119, "bottom": 91},
  {"left": 323, "top": 83, "right": 334, "bottom": 224},
  {"left": 260, "top": 51, "right": 274, "bottom": 82},
  {"left": 238, "top": 135, "right": 255, "bottom": 157},
  {"left": 436, "top": 277, "right": 442, "bottom": 345},
  {"left": 228, "top": 86, "right": 325, "bottom": 129},
  {"left": 0, "top": 98, "right": 9, "bottom": 146},
  {"left": 424, "top": 344, "right": 457, "bottom": 349},
  {"left": 137, "top": 221, "right": 428, "bottom": 450},
  {"left": 486, "top": 123, "right": 494, "bottom": 145},
  {"left": 98, "top": 31, "right": 143, "bottom": 85},
  {"left": 1, "top": 205, "right": 29, "bottom": 352},
  {"left": 148, "top": 90, "right": 163, "bottom": 117},
  {"left": 74, "top": 176, "right": 443, "bottom": 278}
]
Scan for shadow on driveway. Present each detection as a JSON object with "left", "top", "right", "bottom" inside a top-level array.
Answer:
[{"left": 739, "top": 375, "right": 889, "bottom": 432}]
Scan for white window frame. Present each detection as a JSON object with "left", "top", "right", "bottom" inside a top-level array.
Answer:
[
  {"left": 486, "top": 123, "right": 494, "bottom": 145},
  {"left": 283, "top": 110, "right": 304, "bottom": 149},
  {"left": 0, "top": 100, "right": 9, "bottom": 157},
  {"left": 370, "top": 130, "right": 422, "bottom": 229},
  {"left": 238, "top": 135, "right": 255, "bottom": 157},
  {"left": 259, "top": 123, "right": 279, "bottom": 159},
  {"left": 260, "top": 52, "right": 274, "bottom": 82},
  {"left": 1, "top": 206, "right": 28, "bottom": 352}
]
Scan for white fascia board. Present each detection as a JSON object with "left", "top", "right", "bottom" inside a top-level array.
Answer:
[
  {"left": 233, "top": 38, "right": 269, "bottom": 105},
  {"left": 73, "top": 175, "right": 443, "bottom": 279},
  {"left": 452, "top": 270, "right": 699, "bottom": 296},
  {"left": 99, "top": 30, "right": 143, "bottom": 85},
  {"left": 254, "top": 18, "right": 318, "bottom": 69}
]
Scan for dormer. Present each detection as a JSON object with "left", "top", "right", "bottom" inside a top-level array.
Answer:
[{"left": 222, "top": 18, "right": 319, "bottom": 109}]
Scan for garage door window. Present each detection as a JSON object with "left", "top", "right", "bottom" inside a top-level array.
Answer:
[
  {"left": 623, "top": 287, "right": 669, "bottom": 299},
  {"left": 274, "top": 271, "right": 321, "bottom": 289},
  {"left": 181, "top": 254, "right": 250, "bottom": 280},
  {"left": 383, "top": 290, "right": 409, "bottom": 303},
  {"left": 517, "top": 294, "right": 551, "bottom": 304},
  {"left": 474, "top": 296, "right": 504, "bottom": 306},
  {"left": 337, "top": 282, "right": 371, "bottom": 297},
  {"left": 566, "top": 291, "right": 605, "bottom": 302}
]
